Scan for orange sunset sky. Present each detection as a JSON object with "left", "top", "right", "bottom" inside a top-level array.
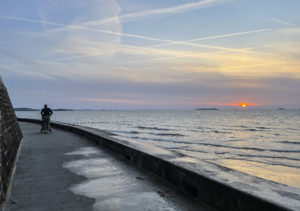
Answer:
[{"left": 1, "top": 0, "right": 300, "bottom": 109}]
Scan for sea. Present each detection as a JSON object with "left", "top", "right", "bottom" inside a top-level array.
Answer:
[{"left": 16, "top": 109, "right": 300, "bottom": 189}]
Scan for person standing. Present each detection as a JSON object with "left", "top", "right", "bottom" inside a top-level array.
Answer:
[{"left": 41, "top": 104, "right": 53, "bottom": 133}]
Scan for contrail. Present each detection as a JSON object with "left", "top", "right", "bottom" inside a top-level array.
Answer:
[
  {"left": 0, "top": 48, "right": 56, "bottom": 79},
  {"left": 190, "top": 28, "right": 272, "bottom": 42},
  {"left": 0, "top": 15, "right": 165, "bottom": 42},
  {"left": 151, "top": 28, "right": 272, "bottom": 48},
  {"left": 98, "top": 0, "right": 229, "bottom": 23},
  {"left": 0, "top": 14, "right": 257, "bottom": 53},
  {"left": 268, "top": 18, "right": 295, "bottom": 27}
]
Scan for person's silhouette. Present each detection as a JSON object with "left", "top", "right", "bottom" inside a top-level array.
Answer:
[{"left": 41, "top": 104, "right": 53, "bottom": 133}]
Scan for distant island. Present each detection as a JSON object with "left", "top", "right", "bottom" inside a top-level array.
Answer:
[
  {"left": 14, "top": 108, "right": 39, "bottom": 111},
  {"left": 53, "top": 109, "right": 74, "bottom": 111},
  {"left": 195, "top": 108, "right": 219, "bottom": 110},
  {"left": 14, "top": 108, "right": 74, "bottom": 111}
]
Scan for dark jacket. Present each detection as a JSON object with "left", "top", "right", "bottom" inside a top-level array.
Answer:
[{"left": 41, "top": 108, "right": 53, "bottom": 117}]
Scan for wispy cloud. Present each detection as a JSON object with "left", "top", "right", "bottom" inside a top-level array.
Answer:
[
  {"left": 0, "top": 14, "right": 257, "bottom": 55},
  {"left": 0, "top": 15, "right": 167, "bottom": 43},
  {"left": 101, "top": 0, "right": 230, "bottom": 23},
  {"left": 79, "top": 97, "right": 149, "bottom": 105},
  {"left": 0, "top": 48, "right": 55, "bottom": 79},
  {"left": 2, "top": 12, "right": 298, "bottom": 83},
  {"left": 0, "top": 14, "right": 126, "bottom": 40},
  {"left": 77, "top": 98, "right": 262, "bottom": 107},
  {"left": 2, "top": 0, "right": 300, "bottom": 108},
  {"left": 267, "top": 18, "right": 295, "bottom": 27},
  {"left": 150, "top": 28, "right": 272, "bottom": 48},
  {"left": 183, "top": 101, "right": 261, "bottom": 106},
  {"left": 0, "top": 0, "right": 123, "bottom": 62}
]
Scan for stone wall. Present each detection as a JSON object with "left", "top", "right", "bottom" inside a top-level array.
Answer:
[{"left": 0, "top": 76, "right": 22, "bottom": 205}]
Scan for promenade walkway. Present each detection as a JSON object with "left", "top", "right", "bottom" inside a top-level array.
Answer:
[{"left": 4, "top": 122, "right": 214, "bottom": 211}]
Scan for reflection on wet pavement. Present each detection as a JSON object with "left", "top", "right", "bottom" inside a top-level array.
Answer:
[{"left": 64, "top": 147, "right": 214, "bottom": 211}]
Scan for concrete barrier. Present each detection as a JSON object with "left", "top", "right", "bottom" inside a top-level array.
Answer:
[
  {"left": 0, "top": 77, "right": 22, "bottom": 206},
  {"left": 18, "top": 118, "right": 295, "bottom": 211}
]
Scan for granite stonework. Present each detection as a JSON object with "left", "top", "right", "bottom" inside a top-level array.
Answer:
[{"left": 0, "top": 76, "right": 22, "bottom": 206}]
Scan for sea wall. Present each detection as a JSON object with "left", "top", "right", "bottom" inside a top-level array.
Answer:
[
  {"left": 0, "top": 77, "right": 22, "bottom": 206},
  {"left": 17, "top": 118, "right": 296, "bottom": 211}
]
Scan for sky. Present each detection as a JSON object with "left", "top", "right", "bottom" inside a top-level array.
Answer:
[{"left": 0, "top": 0, "right": 300, "bottom": 109}]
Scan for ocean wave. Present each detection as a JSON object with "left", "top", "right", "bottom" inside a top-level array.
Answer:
[
  {"left": 226, "top": 139, "right": 242, "bottom": 142},
  {"left": 108, "top": 130, "right": 139, "bottom": 135},
  {"left": 271, "top": 149, "right": 300, "bottom": 153},
  {"left": 244, "top": 128, "right": 258, "bottom": 132},
  {"left": 117, "top": 130, "right": 184, "bottom": 137},
  {"left": 121, "top": 135, "right": 300, "bottom": 154},
  {"left": 171, "top": 141, "right": 300, "bottom": 153},
  {"left": 137, "top": 126, "right": 170, "bottom": 131},
  {"left": 237, "top": 126, "right": 270, "bottom": 131},
  {"left": 187, "top": 129, "right": 199, "bottom": 132},
  {"left": 178, "top": 149, "right": 300, "bottom": 168},
  {"left": 126, "top": 136, "right": 193, "bottom": 144},
  {"left": 235, "top": 153, "right": 300, "bottom": 162},
  {"left": 278, "top": 141, "right": 300, "bottom": 145},
  {"left": 255, "top": 126, "right": 270, "bottom": 130},
  {"left": 110, "top": 130, "right": 300, "bottom": 155},
  {"left": 76, "top": 121, "right": 107, "bottom": 124},
  {"left": 152, "top": 133, "right": 185, "bottom": 137},
  {"left": 213, "top": 130, "right": 232, "bottom": 134},
  {"left": 193, "top": 142, "right": 267, "bottom": 152},
  {"left": 220, "top": 157, "right": 300, "bottom": 169}
]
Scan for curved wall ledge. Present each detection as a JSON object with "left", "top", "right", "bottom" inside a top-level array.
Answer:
[{"left": 18, "top": 118, "right": 299, "bottom": 211}]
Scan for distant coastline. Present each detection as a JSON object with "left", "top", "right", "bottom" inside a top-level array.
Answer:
[
  {"left": 14, "top": 108, "right": 38, "bottom": 111},
  {"left": 14, "top": 108, "right": 74, "bottom": 111},
  {"left": 195, "top": 108, "right": 218, "bottom": 110}
]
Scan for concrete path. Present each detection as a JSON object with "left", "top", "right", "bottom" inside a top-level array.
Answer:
[{"left": 4, "top": 122, "right": 215, "bottom": 211}]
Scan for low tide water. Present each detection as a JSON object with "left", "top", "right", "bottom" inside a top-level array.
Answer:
[{"left": 16, "top": 109, "right": 300, "bottom": 189}]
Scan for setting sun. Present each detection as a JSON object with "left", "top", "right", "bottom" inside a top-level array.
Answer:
[{"left": 240, "top": 103, "right": 248, "bottom": 107}]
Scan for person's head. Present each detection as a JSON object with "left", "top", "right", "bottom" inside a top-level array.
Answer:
[{"left": 44, "top": 104, "right": 48, "bottom": 108}]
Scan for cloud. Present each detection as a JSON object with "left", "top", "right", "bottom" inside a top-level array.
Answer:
[
  {"left": 36, "top": 0, "right": 122, "bottom": 58},
  {"left": 0, "top": 14, "right": 248, "bottom": 53},
  {"left": 0, "top": 1, "right": 261, "bottom": 62},
  {"left": 1, "top": 12, "right": 297, "bottom": 83},
  {"left": 0, "top": 14, "right": 163, "bottom": 42},
  {"left": 79, "top": 98, "right": 150, "bottom": 105},
  {"left": 1, "top": 12, "right": 266, "bottom": 76},
  {"left": 1, "top": 1, "right": 299, "bottom": 82},
  {"left": 0, "top": 48, "right": 56, "bottom": 79},
  {"left": 0, "top": 0, "right": 124, "bottom": 79},
  {"left": 8, "top": 71, "right": 300, "bottom": 108},
  {"left": 150, "top": 28, "right": 272, "bottom": 48},
  {"left": 267, "top": 18, "right": 295, "bottom": 27},
  {"left": 0, "top": 0, "right": 123, "bottom": 59},
  {"left": 108, "top": 0, "right": 230, "bottom": 22}
]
